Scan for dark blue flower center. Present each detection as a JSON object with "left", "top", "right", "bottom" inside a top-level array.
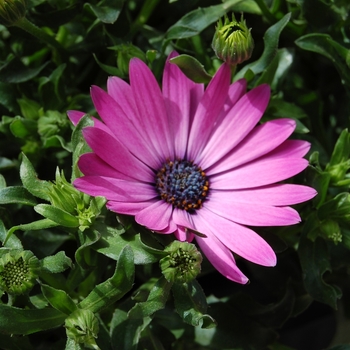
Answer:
[{"left": 155, "top": 160, "right": 209, "bottom": 211}]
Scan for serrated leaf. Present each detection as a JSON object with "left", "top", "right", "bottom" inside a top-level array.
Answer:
[
  {"left": 41, "top": 283, "right": 77, "bottom": 315},
  {"left": 298, "top": 235, "right": 342, "bottom": 309},
  {"left": 0, "top": 186, "right": 37, "bottom": 206},
  {"left": 78, "top": 245, "right": 134, "bottom": 313},
  {"left": 41, "top": 251, "right": 73, "bottom": 273},
  {"left": 172, "top": 280, "right": 216, "bottom": 329},
  {"left": 128, "top": 277, "right": 172, "bottom": 319},
  {"left": 20, "top": 153, "right": 51, "bottom": 201}
]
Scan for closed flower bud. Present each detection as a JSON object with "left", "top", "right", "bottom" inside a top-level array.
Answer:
[
  {"left": 0, "top": 250, "right": 40, "bottom": 295},
  {"left": 212, "top": 14, "right": 254, "bottom": 66},
  {"left": 65, "top": 309, "right": 99, "bottom": 344},
  {"left": 0, "top": 0, "right": 27, "bottom": 26},
  {"left": 160, "top": 241, "right": 202, "bottom": 283}
]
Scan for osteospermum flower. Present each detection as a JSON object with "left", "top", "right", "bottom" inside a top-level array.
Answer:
[{"left": 68, "top": 52, "right": 316, "bottom": 283}]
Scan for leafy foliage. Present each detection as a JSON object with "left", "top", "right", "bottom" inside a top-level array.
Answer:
[{"left": 0, "top": 0, "right": 349, "bottom": 349}]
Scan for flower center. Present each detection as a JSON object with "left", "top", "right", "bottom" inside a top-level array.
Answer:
[
  {"left": 0, "top": 257, "right": 29, "bottom": 289},
  {"left": 155, "top": 160, "right": 209, "bottom": 211}
]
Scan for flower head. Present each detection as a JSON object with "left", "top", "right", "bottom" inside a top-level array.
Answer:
[
  {"left": 212, "top": 14, "right": 254, "bottom": 66},
  {"left": 160, "top": 241, "right": 202, "bottom": 283},
  {"left": 0, "top": 0, "right": 27, "bottom": 26},
  {"left": 68, "top": 52, "right": 316, "bottom": 283},
  {"left": 0, "top": 250, "right": 40, "bottom": 295}
]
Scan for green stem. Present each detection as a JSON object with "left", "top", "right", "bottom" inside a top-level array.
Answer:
[
  {"left": 14, "top": 17, "right": 66, "bottom": 54},
  {"left": 254, "top": 0, "right": 276, "bottom": 23}
]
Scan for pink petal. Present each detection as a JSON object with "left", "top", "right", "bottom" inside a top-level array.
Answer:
[
  {"left": 74, "top": 176, "right": 157, "bottom": 202},
  {"left": 67, "top": 110, "right": 85, "bottom": 126},
  {"left": 107, "top": 200, "right": 155, "bottom": 215},
  {"left": 163, "top": 52, "right": 204, "bottom": 158},
  {"left": 221, "top": 79, "right": 247, "bottom": 116},
  {"left": 207, "top": 118, "right": 297, "bottom": 175},
  {"left": 78, "top": 153, "right": 132, "bottom": 181},
  {"left": 83, "top": 127, "right": 154, "bottom": 182},
  {"left": 210, "top": 184, "right": 317, "bottom": 206},
  {"left": 196, "top": 208, "right": 276, "bottom": 267},
  {"left": 187, "top": 63, "right": 231, "bottom": 161},
  {"left": 265, "top": 140, "right": 311, "bottom": 159},
  {"left": 205, "top": 195, "right": 301, "bottom": 226},
  {"left": 199, "top": 84, "right": 271, "bottom": 168},
  {"left": 194, "top": 233, "right": 249, "bottom": 284},
  {"left": 129, "top": 58, "right": 174, "bottom": 159},
  {"left": 135, "top": 201, "right": 174, "bottom": 232},
  {"left": 90, "top": 86, "right": 161, "bottom": 169},
  {"left": 210, "top": 158, "right": 309, "bottom": 190}
]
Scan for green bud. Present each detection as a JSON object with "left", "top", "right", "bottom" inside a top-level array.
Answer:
[
  {"left": 212, "top": 14, "right": 254, "bottom": 66},
  {"left": 38, "top": 110, "right": 69, "bottom": 138},
  {"left": 65, "top": 309, "right": 99, "bottom": 344},
  {"left": 0, "top": 0, "right": 27, "bottom": 26},
  {"left": 0, "top": 250, "right": 40, "bottom": 295},
  {"left": 160, "top": 241, "right": 202, "bottom": 283},
  {"left": 46, "top": 169, "right": 106, "bottom": 231},
  {"left": 114, "top": 43, "right": 146, "bottom": 76},
  {"left": 320, "top": 219, "right": 342, "bottom": 244}
]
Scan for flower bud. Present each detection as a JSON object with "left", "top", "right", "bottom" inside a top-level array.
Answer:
[
  {"left": 0, "top": 250, "right": 40, "bottom": 295},
  {"left": 65, "top": 309, "right": 99, "bottom": 344},
  {"left": 160, "top": 241, "right": 202, "bottom": 283},
  {"left": 212, "top": 14, "right": 254, "bottom": 66},
  {"left": 46, "top": 169, "right": 106, "bottom": 231},
  {"left": 115, "top": 43, "right": 146, "bottom": 76},
  {"left": 0, "top": 0, "right": 27, "bottom": 26}
]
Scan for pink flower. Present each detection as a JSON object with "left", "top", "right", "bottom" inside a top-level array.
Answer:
[{"left": 68, "top": 53, "right": 316, "bottom": 284}]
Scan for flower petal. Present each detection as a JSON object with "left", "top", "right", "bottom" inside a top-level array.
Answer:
[
  {"left": 205, "top": 195, "right": 301, "bottom": 226},
  {"left": 107, "top": 200, "right": 155, "bottom": 215},
  {"left": 187, "top": 63, "right": 231, "bottom": 161},
  {"left": 74, "top": 176, "right": 157, "bottom": 202},
  {"left": 91, "top": 86, "right": 161, "bottom": 169},
  {"left": 129, "top": 58, "right": 174, "bottom": 159},
  {"left": 135, "top": 201, "right": 174, "bottom": 232},
  {"left": 207, "top": 118, "right": 297, "bottom": 175},
  {"left": 210, "top": 184, "right": 317, "bottom": 206},
  {"left": 78, "top": 153, "right": 132, "bottom": 181},
  {"left": 210, "top": 158, "right": 309, "bottom": 190},
  {"left": 163, "top": 52, "right": 204, "bottom": 158},
  {"left": 194, "top": 232, "right": 249, "bottom": 284},
  {"left": 83, "top": 127, "right": 154, "bottom": 182},
  {"left": 265, "top": 140, "right": 311, "bottom": 159},
  {"left": 199, "top": 84, "right": 271, "bottom": 168},
  {"left": 196, "top": 208, "right": 276, "bottom": 267},
  {"left": 67, "top": 110, "right": 85, "bottom": 126}
]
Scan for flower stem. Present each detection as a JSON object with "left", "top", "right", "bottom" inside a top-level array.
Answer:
[{"left": 14, "top": 17, "right": 66, "bottom": 56}]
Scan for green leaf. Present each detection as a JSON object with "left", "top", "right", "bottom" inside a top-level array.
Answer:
[
  {"left": 65, "top": 338, "right": 85, "bottom": 350},
  {"left": 0, "top": 304, "right": 66, "bottom": 335},
  {"left": 41, "top": 251, "right": 73, "bottom": 273},
  {"left": 78, "top": 245, "right": 135, "bottom": 313},
  {"left": 9, "top": 117, "right": 37, "bottom": 138},
  {"left": 318, "top": 193, "right": 350, "bottom": 222},
  {"left": 84, "top": 0, "right": 125, "bottom": 24},
  {"left": 128, "top": 277, "right": 172, "bottom": 319},
  {"left": 75, "top": 228, "right": 101, "bottom": 270},
  {"left": 93, "top": 54, "right": 123, "bottom": 76},
  {"left": 0, "top": 82, "right": 18, "bottom": 113},
  {"left": 41, "top": 283, "right": 78, "bottom": 315},
  {"left": 235, "top": 13, "right": 291, "bottom": 80},
  {"left": 169, "top": 55, "right": 212, "bottom": 83},
  {"left": 295, "top": 34, "right": 350, "bottom": 87},
  {"left": 164, "top": 0, "right": 260, "bottom": 44},
  {"left": 0, "top": 219, "right": 23, "bottom": 249},
  {"left": 0, "top": 57, "right": 49, "bottom": 83},
  {"left": 298, "top": 235, "right": 342, "bottom": 309},
  {"left": 0, "top": 186, "right": 37, "bottom": 206},
  {"left": 172, "top": 280, "right": 216, "bottom": 329},
  {"left": 328, "top": 129, "right": 350, "bottom": 167},
  {"left": 94, "top": 226, "right": 161, "bottom": 265},
  {"left": 20, "top": 153, "right": 51, "bottom": 201},
  {"left": 34, "top": 204, "right": 79, "bottom": 227}
]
